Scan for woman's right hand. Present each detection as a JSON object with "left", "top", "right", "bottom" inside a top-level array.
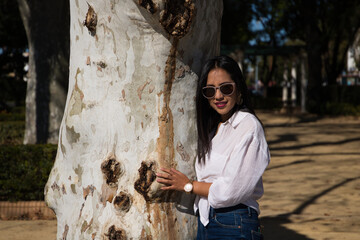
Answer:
[
  {"left": 156, "top": 168, "right": 190, "bottom": 192},
  {"left": 157, "top": 168, "right": 212, "bottom": 197}
]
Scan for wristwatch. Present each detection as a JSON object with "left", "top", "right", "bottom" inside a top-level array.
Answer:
[{"left": 184, "top": 181, "right": 193, "bottom": 194}]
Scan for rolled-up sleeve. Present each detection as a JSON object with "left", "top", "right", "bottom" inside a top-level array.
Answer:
[{"left": 208, "top": 133, "right": 270, "bottom": 208}]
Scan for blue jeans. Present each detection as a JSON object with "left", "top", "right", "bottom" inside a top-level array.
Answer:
[{"left": 197, "top": 204, "right": 263, "bottom": 240}]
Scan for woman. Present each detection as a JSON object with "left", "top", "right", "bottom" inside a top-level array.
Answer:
[{"left": 156, "top": 55, "right": 270, "bottom": 240}]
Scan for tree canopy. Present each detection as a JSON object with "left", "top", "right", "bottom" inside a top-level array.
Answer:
[
  {"left": 284, "top": 1, "right": 360, "bottom": 76},
  {"left": 0, "top": 0, "right": 27, "bottom": 49},
  {"left": 220, "top": 0, "right": 360, "bottom": 111},
  {"left": 1, "top": 0, "right": 360, "bottom": 114},
  {"left": 0, "top": 0, "right": 27, "bottom": 109}
]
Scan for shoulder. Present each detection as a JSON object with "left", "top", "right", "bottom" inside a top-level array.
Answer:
[
  {"left": 233, "top": 112, "right": 269, "bottom": 157},
  {"left": 233, "top": 111, "right": 264, "bottom": 137}
]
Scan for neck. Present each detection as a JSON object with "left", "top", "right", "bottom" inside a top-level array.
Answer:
[{"left": 220, "top": 108, "right": 236, "bottom": 122}]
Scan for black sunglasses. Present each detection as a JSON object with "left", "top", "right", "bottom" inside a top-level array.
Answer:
[{"left": 202, "top": 83, "right": 235, "bottom": 99}]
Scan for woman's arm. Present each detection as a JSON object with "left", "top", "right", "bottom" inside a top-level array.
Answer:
[{"left": 156, "top": 168, "right": 211, "bottom": 197}]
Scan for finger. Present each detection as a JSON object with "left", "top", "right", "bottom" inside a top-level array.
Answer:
[
  {"left": 160, "top": 168, "right": 172, "bottom": 175},
  {"left": 160, "top": 186, "right": 174, "bottom": 190},
  {"left": 156, "top": 172, "right": 169, "bottom": 179},
  {"left": 156, "top": 178, "right": 172, "bottom": 185},
  {"left": 170, "top": 168, "right": 181, "bottom": 175},
  {"left": 171, "top": 169, "right": 186, "bottom": 179}
]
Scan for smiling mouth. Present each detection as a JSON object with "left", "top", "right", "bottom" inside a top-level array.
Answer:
[{"left": 215, "top": 102, "right": 227, "bottom": 108}]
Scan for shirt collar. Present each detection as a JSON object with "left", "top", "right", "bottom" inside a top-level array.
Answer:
[{"left": 222, "top": 110, "right": 246, "bottom": 128}]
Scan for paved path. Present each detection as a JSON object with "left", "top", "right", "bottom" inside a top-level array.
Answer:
[
  {"left": 0, "top": 220, "right": 56, "bottom": 240},
  {"left": 1, "top": 112, "right": 359, "bottom": 240}
]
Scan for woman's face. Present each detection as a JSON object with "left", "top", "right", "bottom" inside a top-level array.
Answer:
[{"left": 205, "top": 68, "right": 237, "bottom": 122}]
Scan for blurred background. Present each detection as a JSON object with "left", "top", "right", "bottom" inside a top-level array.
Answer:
[{"left": 0, "top": 0, "right": 359, "bottom": 239}]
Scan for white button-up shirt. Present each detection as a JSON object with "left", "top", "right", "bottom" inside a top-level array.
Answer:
[{"left": 194, "top": 110, "right": 270, "bottom": 226}]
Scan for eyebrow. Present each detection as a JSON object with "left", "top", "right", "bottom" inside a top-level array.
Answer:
[{"left": 205, "top": 82, "right": 234, "bottom": 86}]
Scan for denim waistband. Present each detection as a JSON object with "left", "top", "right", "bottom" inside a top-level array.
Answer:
[
  {"left": 212, "top": 203, "right": 248, "bottom": 213},
  {"left": 210, "top": 203, "right": 257, "bottom": 217}
]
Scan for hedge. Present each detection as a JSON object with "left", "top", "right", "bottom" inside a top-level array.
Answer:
[
  {"left": 307, "top": 85, "right": 360, "bottom": 115},
  {"left": 253, "top": 85, "right": 360, "bottom": 115},
  {"left": 0, "top": 107, "right": 25, "bottom": 144},
  {"left": 0, "top": 121, "right": 25, "bottom": 144},
  {"left": 0, "top": 144, "right": 57, "bottom": 201},
  {"left": 0, "top": 112, "right": 25, "bottom": 122}
]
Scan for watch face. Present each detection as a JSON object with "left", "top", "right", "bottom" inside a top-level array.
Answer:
[{"left": 184, "top": 183, "right": 193, "bottom": 192}]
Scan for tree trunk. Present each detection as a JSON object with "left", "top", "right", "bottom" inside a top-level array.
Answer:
[
  {"left": 45, "top": 0, "right": 222, "bottom": 239},
  {"left": 353, "top": 29, "right": 360, "bottom": 68},
  {"left": 262, "top": 55, "right": 277, "bottom": 98},
  {"left": 305, "top": 36, "right": 323, "bottom": 111},
  {"left": 302, "top": 2, "right": 323, "bottom": 112},
  {"left": 17, "top": 0, "right": 70, "bottom": 144}
]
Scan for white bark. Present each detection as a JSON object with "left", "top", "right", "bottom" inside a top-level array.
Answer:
[
  {"left": 353, "top": 29, "right": 360, "bottom": 69},
  {"left": 282, "top": 66, "right": 288, "bottom": 107},
  {"left": 45, "top": 0, "right": 222, "bottom": 239}
]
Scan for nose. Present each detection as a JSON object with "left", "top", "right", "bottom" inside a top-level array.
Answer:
[{"left": 214, "top": 88, "right": 224, "bottom": 99}]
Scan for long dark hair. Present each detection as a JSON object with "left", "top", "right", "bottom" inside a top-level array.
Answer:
[{"left": 196, "top": 55, "right": 260, "bottom": 163}]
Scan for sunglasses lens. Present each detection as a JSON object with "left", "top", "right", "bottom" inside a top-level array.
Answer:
[
  {"left": 220, "top": 84, "right": 234, "bottom": 95},
  {"left": 202, "top": 87, "right": 215, "bottom": 98}
]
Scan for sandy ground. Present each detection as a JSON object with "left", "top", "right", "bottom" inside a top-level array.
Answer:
[
  {"left": 0, "top": 111, "right": 359, "bottom": 240},
  {"left": 258, "top": 111, "right": 360, "bottom": 240}
]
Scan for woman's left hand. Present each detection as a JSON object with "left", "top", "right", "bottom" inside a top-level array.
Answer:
[{"left": 156, "top": 168, "right": 189, "bottom": 192}]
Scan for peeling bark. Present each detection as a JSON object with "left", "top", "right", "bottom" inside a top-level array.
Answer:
[
  {"left": 139, "top": 0, "right": 157, "bottom": 14},
  {"left": 62, "top": 224, "right": 69, "bottom": 240},
  {"left": 83, "top": 4, "right": 97, "bottom": 36},
  {"left": 134, "top": 161, "right": 157, "bottom": 201},
  {"left": 101, "top": 157, "right": 122, "bottom": 187},
  {"left": 105, "top": 225, "right": 126, "bottom": 240},
  {"left": 113, "top": 191, "right": 132, "bottom": 212},
  {"left": 159, "top": 0, "right": 195, "bottom": 37},
  {"left": 46, "top": 0, "right": 222, "bottom": 238}
]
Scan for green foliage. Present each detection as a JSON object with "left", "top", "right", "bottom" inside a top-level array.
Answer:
[
  {"left": 321, "top": 85, "right": 360, "bottom": 105},
  {"left": 0, "top": 75, "right": 27, "bottom": 107},
  {"left": 0, "top": 144, "right": 57, "bottom": 201},
  {"left": 324, "top": 103, "right": 360, "bottom": 116},
  {"left": 0, "top": 0, "right": 27, "bottom": 48},
  {"left": 0, "top": 108, "right": 57, "bottom": 202},
  {"left": 0, "top": 0, "right": 27, "bottom": 110},
  {"left": 0, "top": 121, "right": 25, "bottom": 145},
  {"left": 282, "top": 1, "right": 360, "bottom": 85},
  {"left": 250, "top": 86, "right": 283, "bottom": 110},
  {"left": 307, "top": 86, "right": 360, "bottom": 115},
  {"left": 0, "top": 106, "right": 25, "bottom": 144},
  {"left": 252, "top": 95, "right": 282, "bottom": 110},
  {"left": 221, "top": 0, "right": 254, "bottom": 45},
  {"left": 251, "top": 0, "right": 290, "bottom": 45},
  {"left": 0, "top": 111, "right": 25, "bottom": 121}
]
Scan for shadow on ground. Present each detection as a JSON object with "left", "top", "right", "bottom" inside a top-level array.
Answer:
[
  {"left": 260, "top": 176, "right": 360, "bottom": 240},
  {"left": 261, "top": 214, "right": 312, "bottom": 240},
  {"left": 270, "top": 136, "right": 360, "bottom": 151}
]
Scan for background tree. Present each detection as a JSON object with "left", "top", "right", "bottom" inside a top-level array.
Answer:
[
  {"left": 283, "top": 0, "right": 360, "bottom": 111},
  {"left": 251, "top": 0, "right": 290, "bottom": 97},
  {"left": 45, "top": 0, "right": 222, "bottom": 239},
  {"left": 0, "top": 0, "right": 27, "bottom": 109},
  {"left": 353, "top": 29, "right": 360, "bottom": 69},
  {"left": 221, "top": 0, "right": 254, "bottom": 45},
  {"left": 17, "top": 0, "right": 70, "bottom": 144}
]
